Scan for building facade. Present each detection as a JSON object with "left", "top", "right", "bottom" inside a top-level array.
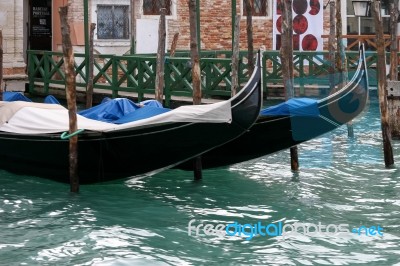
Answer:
[
  {"left": 0, "top": 0, "right": 26, "bottom": 77},
  {"left": 0, "top": 0, "right": 398, "bottom": 80}
]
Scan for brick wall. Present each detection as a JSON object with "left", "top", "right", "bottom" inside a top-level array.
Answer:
[
  {"left": 166, "top": 0, "right": 273, "bottom": 51},
  {"left": 68, "top": 0, "right": 85, "bottom": 23},
  {"left": 0, "top": 0, "right": 335, "bottom": 78},
  {"left": 164, "top": 0, "right": 336, "bottom": 52}
]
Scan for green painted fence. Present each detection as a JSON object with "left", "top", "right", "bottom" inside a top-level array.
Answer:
[{"left": 27, "top": 49, "right": 397, "bottom": 106}]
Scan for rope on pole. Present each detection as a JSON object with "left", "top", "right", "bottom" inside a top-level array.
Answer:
[{"left": 60, "top": 129, "right": 85, "bottom": 140}]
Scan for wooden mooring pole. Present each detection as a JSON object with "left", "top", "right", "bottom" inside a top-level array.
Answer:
[
  {"left": 231, "top": 15, "right": 240, "bottom": 97},
  {"left": 169, "top": 33, "right": 180, "bottom": 57},
  {"left": 189, "top": 0, "right": 203, "bottom": 180},
  {"left": 389, "top": 0, "right": 399, "bottom": 82},
  {"left": 372, "top": 0, "right": 394, "bottom": 167},
  {"left": 130, "top": 0, "right": 136, "bottom": 54},
  {"left": 245, "top": 0, "right": 254, "bottom": 75},
  {"left": 328, "top": 0, "right": 336, "bottom": 93},
  {"left": 387, "top": 0, "right": 400, "bottom": 138},
  {"left": 155, "top": 4, "right": 166, "bottom": 104},
  {"left": 335, "top": 0, "right": 354, "bottom": 138},
  {"left": 86, "top": 23, "right": 95, "bottom": 109},
  {"left": 60, "top": 6, "right": 80, "bottom": 192},
  {"left": 281, "top": 0, "right": 299, "bottom": 171},
  {"left": 0, "top": 29, "right": 3, "bottom": 101}
]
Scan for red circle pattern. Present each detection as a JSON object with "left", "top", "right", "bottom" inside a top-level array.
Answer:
[
  {"left": 309, "top": 0, "right": 321, "bottom": 15},
  {"left": 276, "top": 16, "right": 282, "bottom": 33},
  {"left": 293, "top": 0, "right": 308, "bottom": 15},
  {"left": 275, "top": 1, "right": 321, "bottom": 51},
  {"left": 293, "top": 15, "right": 308, "bottom": 34},
  {"left": 302, "top": 34, "right": 318, "bottom": 50}
]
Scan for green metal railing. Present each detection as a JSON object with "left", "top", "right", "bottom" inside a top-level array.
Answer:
[
  {"left": 27, "top": 49, "right": 398, "bottom": 106},
  {"left": 28, "top": 50, "right": 250, "bottom": 106},
  {"left": 262, "top": 50, "right": 390, "bottom": 91}
]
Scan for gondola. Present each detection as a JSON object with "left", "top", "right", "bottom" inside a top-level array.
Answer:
[
  {"left": 0, "top": 53, "right": 262, "bottom": 184},
  {"left": 177, "top": 46, "right": 369, "bottom": 170}
]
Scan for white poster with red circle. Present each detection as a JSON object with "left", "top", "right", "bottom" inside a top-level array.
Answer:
[{"left": 273, "top": 0, "right": 323, "bottom": 51}]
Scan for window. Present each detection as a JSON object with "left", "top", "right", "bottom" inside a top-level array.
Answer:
[
  {"left": 97, "top": 5, "right": 129, "bottom": 39},
  {"left": 143, "top": 0, "right": 172, "bottom": 15},
  {"left": 346, "top": 1, "right": 391, "bottom": 35},
  {"left": 243, "top": 0, "right": 268, "bottom": 16},
  {"left": 346, "top": 1, "right": 392, "bottom": 50}
]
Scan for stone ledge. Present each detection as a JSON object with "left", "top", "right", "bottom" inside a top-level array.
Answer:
[{"left": 3, "top": 74, "right": 28, "bottom": 80}]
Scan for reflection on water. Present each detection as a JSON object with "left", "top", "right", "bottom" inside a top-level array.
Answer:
[{"left": 0, "top": 95, "right": 400, "bottom": 265}]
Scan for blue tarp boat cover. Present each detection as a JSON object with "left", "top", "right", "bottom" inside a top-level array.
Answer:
[
  {"left": 4, "top": 92, "right": 61, "bottom": 104},
  {"left": 3, "top": 92, "right": 32, "bottom": 102},
  {"left": 78, "top": 98, "right": 170, "bottom": 123},
  {"left": 4, "top": 93, "right": 169, "bottom": 124},
  {"left": 113, "top": 105, "right": 171, "bottom": 124},
  {"left": 100, "top": 97, "right": 163, "bottom": 108},
  {"left": 260, "top": 98, "right": 325, "bottom": 141},
  {"left": 140, "top": 99, "right": 163, "bottom": 108},
  {"left": 260, "top": 98, "right": 320, "bottom": 117},
  {"left": 44, "top": 95, "right": 61, "bottom": 104}
]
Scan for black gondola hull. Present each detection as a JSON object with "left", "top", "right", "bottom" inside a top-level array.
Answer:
[
  {"left": 0, "top": 121, "right": 253, "bottom": 183},
  {"left": 0, "top": 53, "right": 263, "bottom": 183},
  {"left": 177, "top": 46, "right": 370, "bottom": 170}
]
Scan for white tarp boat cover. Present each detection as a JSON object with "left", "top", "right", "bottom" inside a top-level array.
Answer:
[{"left": 0, "top": 100, "right": 232, "bottom": 134}]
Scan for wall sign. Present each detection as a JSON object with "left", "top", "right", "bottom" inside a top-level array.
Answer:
[
  {"left": 31, "top": 0, "right": 52, "bottom": 37},
  {"left": 273, "top": 0, "right": 323, "bottom": 51}
]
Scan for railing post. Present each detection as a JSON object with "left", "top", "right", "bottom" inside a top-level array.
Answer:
[
  {"left": 164, "top": 58, "right": 171, "bottom": 108},
  {"left": 261, "top": 51, "right": 267, "bottom": 98},
  {"left": 126, "top": 56, "right": 133, "bottom": 90},
  {"left": 44, "top": 52, "right": 50, "bottom": 94},
  {"left": 137, "top": 58, "right": 143, "bottom": 99},
  {"left": 299, "top": 53, "right": 305, "bottom": 96},
  {"left": 28, "top": 51, "right": 34, "bottom": 93},
  {"left": 203, "top": 61, "right": 211, "bottom": 98},
  {"left": 112, "top": 56, "right": 118, "bottom": 98}
]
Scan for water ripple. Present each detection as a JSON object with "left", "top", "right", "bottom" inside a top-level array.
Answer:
[{"left": 1, "top": 96, "right": 400, "bottom": 265}]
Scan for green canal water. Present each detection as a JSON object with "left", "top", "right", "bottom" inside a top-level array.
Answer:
[{"left": 1, "top": 93, "right": 400, "bottom": 265}]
